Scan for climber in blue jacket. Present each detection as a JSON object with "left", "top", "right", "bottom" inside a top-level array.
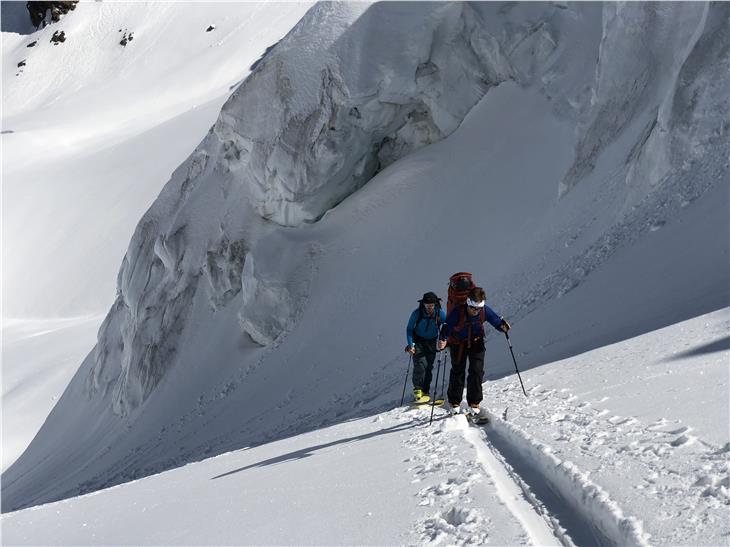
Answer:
[{"left": 405, "top": 291, "right": 447, "bottom": 403}]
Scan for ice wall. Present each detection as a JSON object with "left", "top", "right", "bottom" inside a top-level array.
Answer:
[
  {"left": 87, "top": 1, "right": 554, "bottom": 415},
  {"left": 559, "top": 2, "right": 723, "bottom": 198}
]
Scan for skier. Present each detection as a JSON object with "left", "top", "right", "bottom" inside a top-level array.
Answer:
[
  {"left": 405, "top": 291, "right": 447, "bottom": 403},
  {"left": 437, "top": 286, "right": 510, "bottom": 415}
]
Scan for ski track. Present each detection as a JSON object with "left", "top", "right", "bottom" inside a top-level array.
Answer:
[
  {"left": 389, "top": 388, "right": 709, "bottom": 547},
  {"left": 481, "top": 407, "right": 651, "bottom": 547},
  {"left": 458, "top": 418, "right": 562, "bottom": 547},
  {"left": 390, "top": 405, "right": 558, "bottom": 546},
  {"left": 488, "top": 383, "right": 730, "bottom": 545}
]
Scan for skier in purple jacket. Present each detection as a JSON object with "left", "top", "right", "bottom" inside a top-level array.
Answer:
[{"left": 437, "top": 286, "right": 510, "bottom": 414}]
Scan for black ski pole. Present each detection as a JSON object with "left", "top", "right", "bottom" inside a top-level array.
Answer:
[
  {"left": 400, "top": 354, "right": 412, "bottom": 406},
  {"left": 505, "top": 332, "right": 527, "bottom": 397},
  {"left": 439, "top": 346, "right": 448, "bottom": 402},
  {"left": 429, "top": 349, "right": 443, "bottom": 425}
]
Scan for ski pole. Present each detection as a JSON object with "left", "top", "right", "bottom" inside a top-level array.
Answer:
[
  {"left": 400, "top": 354, "right": 412, "bottom": 406},
  {"left": 439, "top": 346, "right": 448, "bottom": 402},
  {"left": 429, "top": 349, "right": 443, "bottom": 426},
  {"left": 505, "top": 332, "right": 528, "bottom": 397}
]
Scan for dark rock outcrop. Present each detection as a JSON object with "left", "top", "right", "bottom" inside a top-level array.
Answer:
[
  {"left": 120, "top": 30, "right": 134, "bottom": 47},
  {"left": 50, "top": 29, "right": 65, "bottom": 44},
  {"left": 27, "top": 1, "right": 78, "bottom": 29}
]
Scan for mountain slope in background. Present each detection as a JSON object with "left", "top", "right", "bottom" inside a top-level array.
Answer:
[
  {"left": 2, "top": 1, "right": 313, "bottom": 317},
  {"left": 2, "top": 2, "right": 728, "bottom": 535},
  {"left": 2, "top": 0, "right": 313, "bottom": 470}
]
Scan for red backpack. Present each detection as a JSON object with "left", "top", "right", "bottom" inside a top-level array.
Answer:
[
  {"left": 446, "top": 272, "right": 485, "bottom": 346},
  {"left": 447, "top": 272, "right": 475, "bottom": 315}
]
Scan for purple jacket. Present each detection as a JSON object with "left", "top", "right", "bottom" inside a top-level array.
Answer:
[{"left": 439, "top": 304, "right": 503, "bottom": 344}]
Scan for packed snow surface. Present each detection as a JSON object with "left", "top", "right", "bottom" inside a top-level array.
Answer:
[{"left": 2, "top": 309, "right": 727, "bottom": 545}]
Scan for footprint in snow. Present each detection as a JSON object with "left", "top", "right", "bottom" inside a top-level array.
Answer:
[
  {"left": 607, "top": 415, "right": 638, "bottom": 426},
  {"left": 669, "top": 434, "right": 697, "bottom": 447},
  {"left": 419, "top": 506, "right": 491, "bottom": 546},
  {"left": 419, "top": 473, "right": 480, "bottom": 502}
]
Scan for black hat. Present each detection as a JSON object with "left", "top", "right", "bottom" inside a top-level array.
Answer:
[{"left": 419, "top": 291, "right": 441, "bottom": 304}]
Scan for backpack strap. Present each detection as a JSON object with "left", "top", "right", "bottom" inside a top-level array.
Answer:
[
  {"left": 413, "top": 305, "right": 424, "bottom": 334},
  {"left": 450, "top": 305, "right": 486, "bottom": 347},
  {"left": 450, "top": 305, "right": 468, "bottom": 343},
  {"left": 414, "top": 303, "right": 442, "bottom": 340}
]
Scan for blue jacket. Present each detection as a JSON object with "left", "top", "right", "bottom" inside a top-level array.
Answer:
[
  {"left": 406, "top": 307, "right": 447, "bottom": 345},
  {"left": 439, "top": 304, "right": 503, "bottom": 343}
]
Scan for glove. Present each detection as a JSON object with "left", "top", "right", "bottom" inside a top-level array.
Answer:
[
  {"left": 499, "top": 319, "right": 511, "bottom": 333},
  {"left": 405, "top": 344, "right": 416, "bottom": 355}
]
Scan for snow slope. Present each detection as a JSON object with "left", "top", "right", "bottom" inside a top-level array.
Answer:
[
  {"left": 1, "top": 315, "right": 102, "bottom": 471},
  {"left": 2, "top": 1, "right": 314, "bottom": 317},
  {"left": 2, "top": 2, "right": 729, "bottom": 544},
  {"left": 1, "top": 0, "right": 312, "bottom": 469},
  {"left": 2, "top": 309, "right": 727, "bottom": 545}
]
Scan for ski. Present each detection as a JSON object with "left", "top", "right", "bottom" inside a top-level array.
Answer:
[
  {"left": 465, "top": 412, "right": 489, "bottom": 426},
  {"left": 409, "top": 398, "right": 445, "bottom": 408}
]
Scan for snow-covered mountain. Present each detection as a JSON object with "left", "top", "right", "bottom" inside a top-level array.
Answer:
[
  {"left": 1, "top": 0, "right": 313, "bottom": 472},
  {"left": 2, "top": 2, "right": 728, "bottom": 543},
  {"left": 2, "top": 1, "right": 314, "bottom": 317}
]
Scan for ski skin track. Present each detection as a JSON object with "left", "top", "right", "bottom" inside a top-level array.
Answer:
[
  {"left": 469, "top": 407, "right": 652, "bottom": 547},
  {"left": 453, "top": 415, "right": 562, "bottom": 546}
]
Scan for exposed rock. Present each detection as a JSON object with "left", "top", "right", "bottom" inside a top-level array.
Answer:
[
  {"left": 17, "top": 60, "right": 26, "bottom": 68},
  {"left": 27, "top": 41, "right": 37, "bottom": 48},
  {"left": 28, "top": 1, "right": 78, "bottom": 29},
  {"left": 120, "top": 30, "right": 134, "bottom": 47},
  {"left": 206, "top": 24, "right": 216, "bottom": 32},
  {"left": 50, "top": 30, "right": 65, "bottom": 44}
]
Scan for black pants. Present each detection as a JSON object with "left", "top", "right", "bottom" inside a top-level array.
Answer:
[
  {"left": 412, "top": 337, "right": 437, "bottom": 393},
  {"left": 447, "top": 338, "right": 486, "bottom": 406}
]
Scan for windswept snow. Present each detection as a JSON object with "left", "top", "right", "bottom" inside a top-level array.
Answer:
[{"left": 2, "top": 1, "right": 729, "bottom": 545}]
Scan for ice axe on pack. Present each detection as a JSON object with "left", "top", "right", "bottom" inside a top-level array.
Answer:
[{"left": 504, "top": 331, "right": 528, "bottom": 397}]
